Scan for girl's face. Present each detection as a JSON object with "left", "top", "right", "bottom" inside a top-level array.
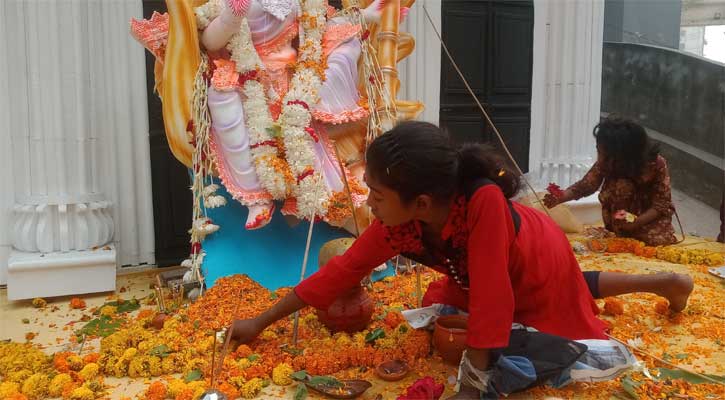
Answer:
[{"left": 364, "top": 171, "right": 422, "bottom": 227}]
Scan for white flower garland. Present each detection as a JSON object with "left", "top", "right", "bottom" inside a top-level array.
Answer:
[
  {"left": 196, "top": 1, "right": 289, "bottom": 200},
  {"left": 280, "top": 0, "right": 329, "bottom": 218},
  {"left": 196, "top": 0, "right": 329, "bottom": 217}
]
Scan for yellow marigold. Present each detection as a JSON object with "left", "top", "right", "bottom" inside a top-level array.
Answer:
[
  {"left": 99, "top": 305, "right": 117, "bottom": 317},
  {"left": 0, "top": 343, "right": 50, "bottom": 376},
  {"left": 161, "top": 354, "right": 184, "bottom": 375},
  {"left": 184, "top": 357, "right": 207, "bottom": 375},
  {"left": 229, "top": 375, "right": 246, "bottom": 389},
  {"left": 69, "top": 386, "right": 95, "bottom": 400},
  {"left": 21, "top": 372, "right": 50, "bottom": 399},
  {"left": 240, "top": 378, "right": 263, "bottom": 398},
  {"left": 0, "top": 381, "right": 21, "bottom": 398},
  {"left": 137, "top": 340, "right": 156, "bottom": 354},
  {"left": 128, "top": 355, "right": 163, "bottom": 378},
  {"left": 121, "top": 347, "right": 138, "bottom": 360},
  {"left": 174, "top": 388, "right": 195, "bottom": 400},
  {"left": 334, "top": 333, "right": 352, "bottom": 346},
  {"left": 259, "top": 329, "right": 278, "bottom": 340},
  {"left": 237, "top": 358, "right": 252, "bottom": 370},
  {"left": 48, "top": 373, "right": 73, "bottom": 397},
  {"left": 185, "top": 381, "right": 207, "bottom": 399},
  {"left": 352, "top": 333, "right": 366, "bottom": 347},
  {"left": 272, "top": 363, "right": 293, "bottom": 386},
  {"left": 78, "top": 363, "right": 100, "bottom": 381},
  {"left": 67, "top": 355, "right": 84, "bottom": 371},
  {"left": 31, "top": 298, "right": 46, "bottom": 308},
  {"left": 161, "top": 317, "right": 180, "bottom": 330},
  {"left": 7, "top": 370, "right": 33, "bottom": 384},
  {"left": 82, "top": 379, "right": 104, "bottom": 394},
  {"left": 166, "top": 379, "right": 187, "bottom": 397},
  {"left": 112, "top": 359, "right": 128, "bottom": 378},
  {"left": 374, "top": 337, "right": 396, "bottom": 350}
]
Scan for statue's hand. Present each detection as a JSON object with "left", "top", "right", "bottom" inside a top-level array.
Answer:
[
  {"left": 362, "top": 0, "right": 408, "bottom": 24},
  {"left": 226, "top": 0, "right": 252, "bottom": 17}
]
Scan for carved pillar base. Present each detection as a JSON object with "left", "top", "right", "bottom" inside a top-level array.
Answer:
[{"left": 7, "top": 245, "right": 116, "bottom": 300}]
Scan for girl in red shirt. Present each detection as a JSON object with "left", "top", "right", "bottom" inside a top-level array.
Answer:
[{"left": 228, "top": 121, "right": 693, "bottom": 398}]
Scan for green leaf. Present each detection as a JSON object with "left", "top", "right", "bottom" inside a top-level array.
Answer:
[
  {"left": 662, "top": 352, "right": 672, "bottom": 361},
  {"left": 261, "top": 379, "right": 271, "bottom": 388},
  {"left": 269, "top": 293, "right": 279, "bottom": 300},
  {"left": 674, "top": 353, "right": 689, "bottom": 360},
  {"left": 184, "top": 369, "right": 202, "bottom": 383},
  {"left": 294, "top": 383, "right": 308, "bottom": 400},
  {"left": 655, "top": 368, "right": 725, "bottom": 385},
  {"left": 365, "top": 328, "right": 386, "bottom": 343},
  {"left": 291, "top": 370, "right": 309, "bottom": 381},
  {"left": 398, "top": 325, "right": 409, "bottom": 334},
  {"left": 94, "top": 299, "right": 140, "bottom": 315},
  {"left": 620, "top": 374, "right": 641, "bottom": 399},
  {"left": 248, "top": 354, "right": 260, "bottom": 362},
  {"left": 309, "top": 376, "right": 343, "bottom": 388},
  {"left": 149, "top": 344, "right": 171, "bottom": 358},
  {"left": 78, "top": 316, "right": 122, "bottom": 338},
  {"left": 193, "top": 320, "right": 200, "bottom": 329}
]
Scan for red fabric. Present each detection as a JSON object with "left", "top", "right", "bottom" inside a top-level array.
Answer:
[
  {"left": 295, "top": 219, "right": 396, "bottom": 310},
  {"left": 295, "top": 185, "right": 608, "bottom": 349}
]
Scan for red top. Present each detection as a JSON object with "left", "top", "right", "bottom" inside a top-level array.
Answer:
[{"left": 295, "top": 185, "right": 608, "bottom": 349}]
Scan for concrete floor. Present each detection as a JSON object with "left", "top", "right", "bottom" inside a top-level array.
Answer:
[{"left": 671, "top": 188, "right": 722, "bottom": 239}]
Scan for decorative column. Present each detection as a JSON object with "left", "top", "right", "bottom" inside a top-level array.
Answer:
[
  {"left": 529, "top": 0, "right": 605, "bottom": 188},
  {"left": 2, "top": 0, "right": 120, "bottom": 299},
  {"left": 398, "top": 0, "right": 442, "bottom": 125}
]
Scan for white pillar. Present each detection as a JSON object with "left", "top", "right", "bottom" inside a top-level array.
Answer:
[
  {"left": 398, "top": 0, "right": 441, "bottom": 125},
  {"left": 529, "top": 0, "right": 605, "bottom": 188},
  {"left": 1, "top": 0, "right": 155, "bottom": 298}
]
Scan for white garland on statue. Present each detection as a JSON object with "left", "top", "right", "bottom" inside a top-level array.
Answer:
[
  {"left": 196, "top": 1, "right": 289, "bottom": 200},
  {"left": 279, "top": 0, "right": 329, "bottom": 218}
]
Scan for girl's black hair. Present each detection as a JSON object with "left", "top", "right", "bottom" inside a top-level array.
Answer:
[
  {"left": 365, "top": 121, "right": 521, "bottom": 204},
  {"left": 593, "top": 117, "right": 660, "bottom": 179}
]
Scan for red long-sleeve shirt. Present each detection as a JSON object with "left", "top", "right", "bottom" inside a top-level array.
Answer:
[{"left": 296, "top": 185, "right": 607, "bottom": 348}]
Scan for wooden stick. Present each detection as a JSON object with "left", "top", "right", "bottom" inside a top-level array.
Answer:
[
  {"left": 156, "top": 275, "right": 167, "bottom": 312},
  {"left": 215, "top": 288, "right": 245, "bottom": 389},
  {"left": 292, "top": 212, "right": 317, "bottom": 346},
  {"left": 332, "top": 141, "right": 361, "bottom": 238},
  {"left": 412, "top": 259, "right": 422, "bottom": 308},
  {"left": 210, "top": 330, "right": 218, "bottom": 389},
  {"left": 605, "top": 333, "right": 725, "bottom": 386}
]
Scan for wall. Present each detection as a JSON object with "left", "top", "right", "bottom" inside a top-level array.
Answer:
[
  {"left": 0, "top": 0, "right": 156, "bottom": 285},
  {"left": 604, "top": 0, "right": 683, "bottom": 49},
  {"left": 601, "top": 41, "right": 725, "bottom": 208}
]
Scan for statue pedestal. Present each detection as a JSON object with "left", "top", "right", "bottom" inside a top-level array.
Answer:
[
  {"left": 7, "top": 245, "right": 116, "bottom": 300},
  {"left": 201, "top": 181, "right": 393, "bottom": 290}
]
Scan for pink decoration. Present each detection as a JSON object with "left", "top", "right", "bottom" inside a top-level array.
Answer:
[
  {"left": 129, "top": 12, "right": 169, "bottom": 61},
  {"left": 397, "top": 377, "right": 445, "bottom": 400}
]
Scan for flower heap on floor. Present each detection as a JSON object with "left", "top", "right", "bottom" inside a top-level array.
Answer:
[
  {"left": 2, "top": 241, "right": 724, "bottom": 399},
  {"left": 587, "top": 237, "right": 724, "bottom": 266}
]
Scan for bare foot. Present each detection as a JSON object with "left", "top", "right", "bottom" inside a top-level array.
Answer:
[{"left": 655, "top": 273, "right": 694, "bottom": 312}]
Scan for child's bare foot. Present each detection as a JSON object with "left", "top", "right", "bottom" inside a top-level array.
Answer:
[{"left": 654, "top": 273, "right": 694, "bottom": 312}]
